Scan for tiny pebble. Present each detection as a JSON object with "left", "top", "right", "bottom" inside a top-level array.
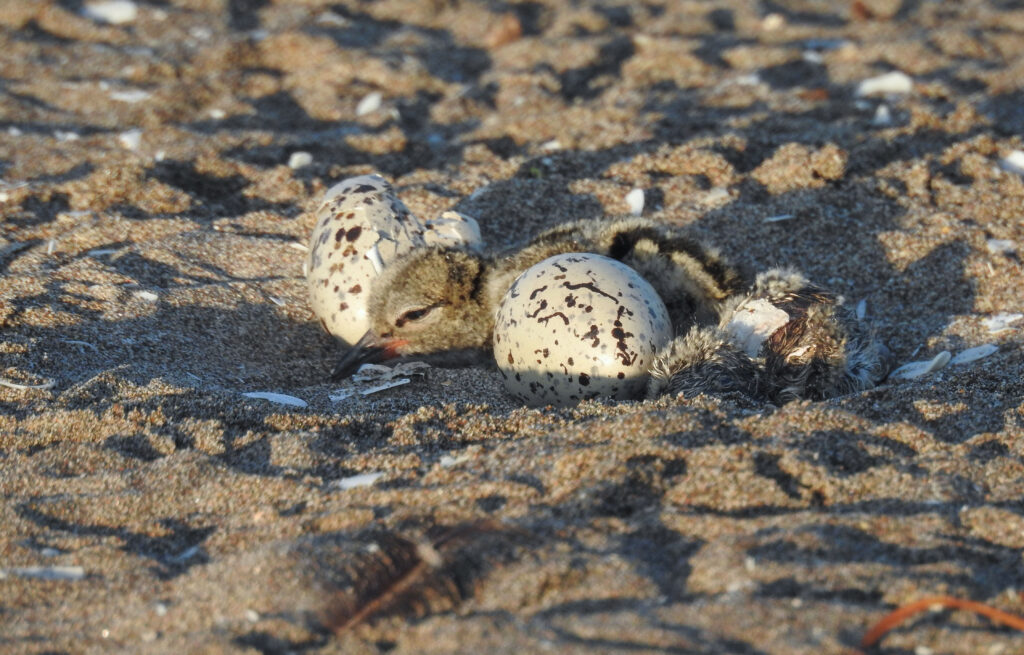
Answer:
[
  {"left": 109, "top": 89, "right": 150, "bottom": 103},
  {"left": 356, "top": 91, "right": 383, "bottom": 116},
  {"left": 83, "top": 0, "right": 138, "bottom": 24},
  {"left": 333, "top": 472, "right": 384, "bottom": 490},
  {"left": 625, "top": 188, "right": 645, "bottom": 215},
  {"left": 986, "top": 239, "right": 1015, "bottom": 254},
  {"left": 287, "top": 151, "right": 313, "bottom": 169},
  {"left": 118, "top": 129, "right": 142, "bottom": 150},
  {"left": 856, "top": 298, "right": 867, "bottom": 321},
  {"left": 242, "top": 392, "right": 307, "bottom": 408},
  {"left": 889, "top": 351, "right": 951, "bottom": 380},
  {"left": 802, "top": 50, "right": 824, "bottom": 64},
  {"left": 950, "top": 344, "right": 997, "bottom": 365},
  {"left": 1000, "top": 150, "right": 1024, "bottom": 176},
  {"left": 245, "top": 610, "right": 260, "bottom": 623},
  {"left": 872, "top": 104, "right": 892, "bottom": 126},
  {"left": 702, "top": 187, "right": 730, "bottom": 206},
  {"left": 761, "top": 13, "right": 784, "bottom": 30},
  {"left": 540, "top": 139, "right": 562, "bottom": 151},
  {"left": 856, "top": 71, "right": 913, "bottom": 97},
  {"left": 134, "top": 290, "right": 159, "bottom": 302}
]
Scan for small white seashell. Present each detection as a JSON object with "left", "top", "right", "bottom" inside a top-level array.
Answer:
[
  {"left": 540, "top": 139, "right": 562, "bottom": 151},
  {"left": 625, "top": 188, "right": 645, "bottom": 216},
  {"left": 63, "top": 339, "right": 98, "bottom": 351},
  {"left": 356, "top": 91, "right": 383, "bottom": 117},
  {"left": 0, "top": 376, "right": 56, "bottom": 391},
  {"left": 735, "top": 73, "right": 762, "bottom": 86},
  {"left": 872, "top": 105, "right": 892, "bottom": 126},
  {"left": 287, "top": 151, "right": 313, "bottom": 169},
  {"left": 802, "top": 50, "right": 824, "bottom": 64},
  {"left": 46, "top": 239, "right": 56, "bottom": 255},
  {"left": 984, "top": 313, "right": 1023, "bottom": 333},
  {"left": 439, "top": 454, "right": 469, "bottom": 468},
  {"left": 999, "top": 150, "right": 1024, "bottom": 176},
  {"left": 333, "top": 472, "right": 384, "bottom": 490},
  {"left": 109, "top": 89, "right": 150, "bottom": 103},
  {"left": 134, "top": 290, "right": 158, "bottom": 302},
  {"left": 316, "top": 11, "right": 349, "bottom": 26},
  {"left": 55, "top": 131, "right": 80, "bottom": 142},
  {"left": 857, "top": 71, "right": 913, "bottom": 97},
  {"left": 950, "top": 344, "right": 998, "bottom": 365},
  {"left": 888, "top": 351, "right": 951, "bottom": 380},
  {"left": 118, "top": 129, "right": 142, "bottom": 150},
  {"left": 701, "top": 187, "right": 730, "bottom": 206},
  {"left": 360, "top": 378, "right": 411, "bottom": 395},
  {"left": 352, "top": 361, "right": 429, "bottom": 382},
  {"left": 761, "top": 13, "right": 784, "bottom": 30},
  {"left": 986, "top": 239, "right": 1015, "bottom": 254},
  {"left": 166, "top": 545, "right": 200, "bottom": 563},
  {"left": 83, "top": 0, "right": 138, "bottom": 24},
  {"left": 327, "top": 389, "right": 355, "bottom": 402},
  {"left": 0, "top": 566, "right": 86, "bottom": 581},
  {"left": 242, "top": 391, "right": 308, "bottom": 408},
  {"left": 208, "top": 108, "right": 226, "bottom": 119},
  {"left": 288, "top": 241, "right": 308, "bottom": 252},
  {"left": 855, "top": 298, "right": 867, "bottom": 321},
  {"left": 763, "top": 214, "right": 794, "bottom": 223}
]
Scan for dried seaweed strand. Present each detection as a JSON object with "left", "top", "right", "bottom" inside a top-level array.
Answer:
[
  {"left": 326, "top": 520, "right": 517, "bottom": 634},
  {"left": 331, "top": 542, "right": 438, "bottom": 634},
  {"left": 861, "top": 595, "right": 1024, "bottom": 648}
]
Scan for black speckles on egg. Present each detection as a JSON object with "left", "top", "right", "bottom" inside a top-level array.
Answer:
[{"left": 493, "top": 252, "right": 672, "bottom": 407}]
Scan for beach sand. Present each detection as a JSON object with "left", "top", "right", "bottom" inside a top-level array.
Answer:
[{"left": 2, "top": 1, "right": 1023, "bottom": 653}]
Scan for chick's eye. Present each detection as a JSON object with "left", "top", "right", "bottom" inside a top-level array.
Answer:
[{"left": 395, "top": 304, "right": 439, "bottom": 328}]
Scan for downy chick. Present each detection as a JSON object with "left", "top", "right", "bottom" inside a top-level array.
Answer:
[
  {"left": 647, "top": 268, "right": 893, "bottom": 403},
  {"left": 330, "top": 217, "right": 743, "bottom": 378}
]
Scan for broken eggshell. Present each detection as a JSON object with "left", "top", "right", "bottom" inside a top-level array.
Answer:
[
  {"left": 423, "top": 210, "right": 483, "bottom": 251},
  {"left": 306, "top": 176, "right": 484, "bottom": 346},
  {"left": 493, "top": 253, "right": 673, "bottom": 407}
]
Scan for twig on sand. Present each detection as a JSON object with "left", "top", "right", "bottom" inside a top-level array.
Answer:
[{"left": 861, "top": 595, "right": 1024, "bottom": 650}]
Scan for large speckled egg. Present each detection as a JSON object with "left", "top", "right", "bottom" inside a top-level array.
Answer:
[
  {"left": 306, "top": 175, "right": 429, "bottom": 345},
  {"left": 493, "top": 253, "right": 673, "bottom": 406}
]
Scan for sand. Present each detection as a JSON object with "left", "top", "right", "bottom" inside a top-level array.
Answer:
[{"left": 2, "top": 1, "right": 1023, "bottom": 653}]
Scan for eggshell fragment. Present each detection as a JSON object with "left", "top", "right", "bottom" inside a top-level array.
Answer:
[
  {"left": 493, "top": 253, "right": 673, "bottom": 406},
  {"left": 423, "top": 210, "right": 483, "bottom": 251}
]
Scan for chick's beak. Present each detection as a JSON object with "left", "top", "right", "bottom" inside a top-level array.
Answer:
[{"left": 329, "top": 331, "right": 408, "bottom": 380}]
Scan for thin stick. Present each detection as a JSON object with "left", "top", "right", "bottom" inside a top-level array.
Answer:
[{"left": 862, "top": 595, "right": 1024, "bottom": 648}]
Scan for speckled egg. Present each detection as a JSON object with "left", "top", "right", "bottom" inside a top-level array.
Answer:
[
  {"left": 493, "top": 253, "right": 673, "bottom": 406},
  {"left": 306, "top": 175, "right": 428, "bottom": 345}
]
